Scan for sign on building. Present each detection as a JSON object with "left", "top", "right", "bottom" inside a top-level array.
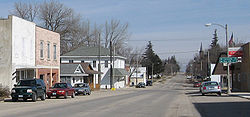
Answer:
[{"left": 228, "top": 47, "right": 243, "bottom": 57}]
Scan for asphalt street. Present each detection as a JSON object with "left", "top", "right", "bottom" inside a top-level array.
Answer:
[{"left": 0, "top": 74, "right": 250, "bottom": 117}]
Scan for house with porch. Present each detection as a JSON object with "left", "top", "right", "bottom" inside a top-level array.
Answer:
[
  {"left": 60, "top": 63, "right": 102, "bottom": 90},
  {"left": 60, "top": 46, "right": 128, "bottom": 89}
]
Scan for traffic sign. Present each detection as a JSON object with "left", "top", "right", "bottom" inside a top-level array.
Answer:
[{"left": 219, "top": 57, "right": 238, "bottom": 63}]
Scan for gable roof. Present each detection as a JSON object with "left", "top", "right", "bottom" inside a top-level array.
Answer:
[
  {"left": 60, "top": 64, "right": 85, "bottom": 74},
  {"left": 60, "top": 63, "right": 102, "bottom": 75}
]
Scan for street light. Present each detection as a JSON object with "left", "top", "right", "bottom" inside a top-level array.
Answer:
[{"left": 205, "top": 23, "right": 231, "bottom": 94}]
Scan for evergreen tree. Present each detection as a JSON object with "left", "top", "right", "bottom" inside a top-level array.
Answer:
[
  {"left": 209, "top": 29, "right": 222, "bottom": 63},
  {"left": 141, "top": 41, "right": 164, "bottom": 76}
]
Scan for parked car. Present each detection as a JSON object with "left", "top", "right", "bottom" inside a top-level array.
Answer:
[
  {"left": 11, "top": 79, "right": 46, "bottom": 102},
  {"left": 193, "top": 82, "right": 201, "bottom": 87},
  {"left": 136, "top": 82, "right": 146, "bottom": 88},
  {"left": 73, "top": 83, "right": 91, "bottom": 95},
  {"left": 186, "top": 75, "right": 192, "bottom": 79},
  {"left": 200, "top": 81, "right": 221, "bottom": 96},
  {"left": 47, "top": 83, "right": 75, "bottom": 99},
  {"left": 146, "top": 81, "right": 152, "bottom": 86}
]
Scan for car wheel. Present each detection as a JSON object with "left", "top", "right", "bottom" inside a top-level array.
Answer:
[
  {"left": 202, "top": 93, "right": 205, "bottom": 96},
  {"left": 23, "top": 98, "right": 27, "bottom": 102},
  {"left": 218, "top": 92, "right": 221, "bottom": 96},
  {"left": 64, "top": 92, "right": 68, "bottom": 99},
  {"left": 32, "top": 93, "right": 37, "bottom": 102},
  {"left": 83, "top": 92, "right": 87, "bottom": 95},
  {"left": 12, "top": 98, "right": 18, "bottom": 102},
  {"left": 88, "top": 91, "right": 91, "bottom": 95},
  {"left": 48, "top": 95, "right": 51, "bottom": 99},
  {"left": 56, "top": 96, "right": 59, "bottom": 99},
  {"left": 71, "top": 92, "right": 75, "bottom": 98},
  {"left": 41, "top": 92, "right": 46, "bottom": 101}
]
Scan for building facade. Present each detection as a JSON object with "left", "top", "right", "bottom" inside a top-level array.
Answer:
[
  {"left": 61, "top": 46, "right": 128, "bottom": 89},
  {"left": 130, "top": 67, "right": 147, "bottom": 86},
  {"left": 35, "top": 26, "right": 60, "bottom": 88},
  {"left": 0, "top": 15, "right": 60, "bottom": 90}
]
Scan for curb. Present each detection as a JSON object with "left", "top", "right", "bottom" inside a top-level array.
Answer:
[{"left": 229, "top": 94, "right": 250, "bottom": 100}]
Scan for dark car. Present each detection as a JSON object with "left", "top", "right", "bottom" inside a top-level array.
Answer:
[
  {"left": 11, "top": 79, "right": 46, "bottom": 102},
  {"left": 47, "top": 83, "right": 75, "bottom": 99},
  {"left": 136, "top": 82, "right": 146, "bottom": 88},
  {"left": 73, "top": 83, "right": 91, "bottom": 95},
  {"left": 146, "top": 81, "right": 152, "bottom": 86}
]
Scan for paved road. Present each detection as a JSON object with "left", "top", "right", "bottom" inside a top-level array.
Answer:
[{"left": 1, "top": 74, "right": 250, "bottom": 117}]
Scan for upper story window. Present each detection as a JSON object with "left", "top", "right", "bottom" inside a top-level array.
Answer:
[
  {"left": 47, "top": 42, "right": 50, "bottom": 60},
  {"left": 40, "top": 41, "right": 44, "bottom": 59},
  {"left": 105, "top": 60, "right": 108, "bottom": 68},
  {"left": 53, "top": 44, "right": 56, "bottom": 60},
  {"left": 69, "top": 60, "right": 74, "bottom": 63},
  {"left": 81, "top": 60, "right": 84, "bottom": 63},
  {"left": 93, "top": 60, "right": 96, "bottom": 68}
]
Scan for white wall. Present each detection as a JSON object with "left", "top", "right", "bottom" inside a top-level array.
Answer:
[
  {"left": 0, "top": 16, "right": 12, "bottom": 89},
  {"left": 210, "top": 64, "right": 221, "bottom": 83},
  {"left": 12, "top": 16, "right": 36, "bottom": 68}
]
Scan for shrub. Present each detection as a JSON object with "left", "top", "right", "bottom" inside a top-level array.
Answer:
[{"left": 0, "top": 86, "right": 10, "bottom": 98}]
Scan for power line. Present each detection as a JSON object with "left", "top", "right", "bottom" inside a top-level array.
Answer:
[
  {"left": 128, "top": 39, "right": 210, "bottom": 42},
  {"left": 157, "top": 50, "right": 198, "bottom": 55}
]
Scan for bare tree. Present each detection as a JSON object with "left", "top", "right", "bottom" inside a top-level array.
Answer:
[
  {"left": 11, "top": 2, "right": 38, "bottom": 22},
  {"left": 103, "top": 19, "right": 129, "bottom": 50},
  {"left": 10, "top": 1, "right": 131, "bottom": 56},
  {"left": 39, "top": 0, "right": 73, "bottom": 32}
]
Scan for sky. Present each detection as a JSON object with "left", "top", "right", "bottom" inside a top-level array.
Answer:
[{"left": 1, "top": 0, "right": 250, "bottom": 71}]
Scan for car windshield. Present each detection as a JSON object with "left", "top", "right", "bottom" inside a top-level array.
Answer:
[
  {"left": 74, "top": 84, "right": 87, "bottom": 88},
  {"left": 17, "top": 80, "right": 35, "bottom": 86},
  {"left": 204, "top": 82, "right": 218, "bottom": 86},
  {"left": 53, "top": 83, "right": 67, "bottom": 88}
]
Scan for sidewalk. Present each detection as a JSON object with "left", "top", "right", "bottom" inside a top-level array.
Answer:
[{"left": 229, "top": 92, "right": 250, "bottom": 100}]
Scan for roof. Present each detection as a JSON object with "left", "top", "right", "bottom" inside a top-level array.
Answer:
[
  {"left": 60, "top": 63, "right": 102, "bottom": 76},
  {"left": 106, "top": 68, "right": 129, "bottom": 77},
  {"left": 60, "top": 64, "right": 82, "bottom": 74},
  {"left": 62, "top": 46, "right": 124, "bottom": 57},
  {"left": 80, "top": 63, "right": 102, "bottom": 74}
]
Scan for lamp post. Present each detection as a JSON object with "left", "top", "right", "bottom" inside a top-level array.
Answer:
[{"left": 205, "top": 23, "right": 230, "bottom": 94}]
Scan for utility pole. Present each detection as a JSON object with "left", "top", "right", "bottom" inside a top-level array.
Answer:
[
  {"left": 207, "top": 51, "right": 210, "bottom": 79},
  {"left": 152, "top": 63, "right": 154, "bottom": 85},
  {"left": 225, "top": 24, "right": 231, "bottom": 94},
  {"left": 136, "top": 55, "right": 138, "bottom": 85},
  {"left": 109, "top": 40, "right": 113, "bottom": 89},
  {"left": 98, "top": 33, "right": 101, "bottom": 89}
]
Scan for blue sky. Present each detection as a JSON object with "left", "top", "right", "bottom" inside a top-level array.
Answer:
[{"left": 1, "top": 0, "right": 250, "bottom": 70}]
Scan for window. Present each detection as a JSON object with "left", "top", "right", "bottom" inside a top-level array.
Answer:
[
  {"left": 40, "top": 41, "right": 44, "bottom": 59},
  {"left": 93, "top": 60, "right": 96, "bottom": 68},
  {"left": 73, "top": 78, "right": 75, "bottom": 83},
  {"left": 47, "top": 42, "right": 50, "bottom": 59},
  {"left": 40, "top": 74, "right": 44, "bottom": 80},
  {"left": 53, "top": 44, "right": 56, "bottom": 60},
  {"left": 81, "top": 60, "right": 84, "bottom": 63},
  {"left": 69, "top": 60, "right": 74, "bottom": 63},
  {"left": 105, "top": 60, "right": 108, "bottom": 68}
]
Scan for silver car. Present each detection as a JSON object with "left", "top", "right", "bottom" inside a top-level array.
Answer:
[{"left": 200, "top": 81, "right": 221, "bottom": 96}]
